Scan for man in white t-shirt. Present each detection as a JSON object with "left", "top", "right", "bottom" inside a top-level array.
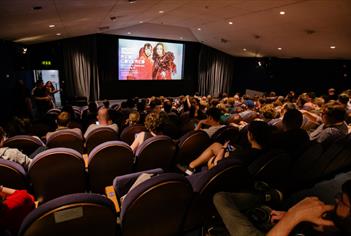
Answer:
[{"left": 84, "top": 108, "right": 118, "bottom": 139}]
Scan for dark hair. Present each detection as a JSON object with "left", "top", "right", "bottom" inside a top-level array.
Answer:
[
  {"left": 342, "top": 180, "right": 351, "bottom": 205},
  {"left": 206, "top": 107, "right": 222, "bottom": 122},
  {"left": 282, "top": 109, "right": 303, "bottom": 130},
  {"left": 0, "top": 127, "right": 6, "bottom": 140},
  {"left": 323, "top": 101, "right": 346, "bottom": 124},
  {"left": 57, "top": 112, "right": 71, "bottom": 127},
  {"left": 248, "top": 121, "right": 272, "bottom": 148},
  {"left": 103, "top": 100, "right": 110, "bottom": 109},
  {"left": 163, "top": 101, "right": 172, "bottom": 113},
  {"left": 338, "top": 94, "right": 349, "bottom": 105}
]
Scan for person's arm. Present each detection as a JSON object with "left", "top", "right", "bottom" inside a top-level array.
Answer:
[
  {"left": 0, "top": 185, "right": 16, "bottom": 198},
  {"left": 195, "top": 119, "right": 209, "bottom": 130},
  {"left": 267, "top": 197, "right": 334, "bottom": 236},
  {"left": 300, "top": 110, "right": 323, "bottom": 124},
  {"left": 130, "top": 132, "right": 145, "bottom": 153}
]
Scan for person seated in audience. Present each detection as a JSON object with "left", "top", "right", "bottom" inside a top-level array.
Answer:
[
  {"left": 84, "top": 107, "right": 119, "bottom": 139},
  {"left": 125, "top": 111, "right": 140, "bottom": 127},
  {"left": 45, "top": 111, "right": 82, "bottom": 141},
  {"left": 130, "top": 111, "right": 163, "bottom": 152},
  {"left": 213, "top": 179, "right": 351, "bottom": 236},
  {"left": 195, "top": 107, "right": 225, "bottom": 138},
  {"left": 82, "top": 102, "right": 98, "bottom": 132},
  {"left": 309, "top": 101, "right": 348, "bottom": 144},
  {"left": 0, "top": 185, "right": 35, "bottom": 236},
  {"left": 272, "top": 109, "right": 310, "bottom": 156},
  {"left": 0, "top": 127, "right": 32, "bottom": 170},
  {"left": 181, "top": 120, "right": 272, "bottom": 175}
]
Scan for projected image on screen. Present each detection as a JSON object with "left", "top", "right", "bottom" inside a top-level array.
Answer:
[{"left": 119, "top": 38, "right": 184, "bottom": 80}]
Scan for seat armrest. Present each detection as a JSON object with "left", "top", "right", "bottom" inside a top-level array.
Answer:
[{"left": 105, "top": 185, "right": 120, "bottom": 213}]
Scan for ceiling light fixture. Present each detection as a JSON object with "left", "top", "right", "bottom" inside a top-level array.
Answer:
[
  {"left": 330, "top": 45, "right": 336, "bottom": 49},
  {"left": 49, "top": 24, "right": 55, "bottom": 28},
  {"left": 243, "top": 48, "right": 247, "bottom": 51},
  {"left": 197, "top": 27, "right": 202, "bottom": 31},
  {"left": 278, "top": 47, "right": 282, "bottom": 50},
  {"left": 139, "top": 21, "right": 143, "bottom": 23},
  {"left": 159, "top": 10, "right": 164, "bottom": 14},
  {"left": 180, "top": 37, "right": 183, "bottom": 40},
  {"left": 127, "top": 32, "right": 131, "bottom": 35},
  {"left": 56, "top": 33, "right": 61, "bottom": 36},
  {"left": 280, "top": 11, "right": 286, "bottom": 15},
  {"left": 129, "top": 0, "right": 136, "bottom": 3},
  {"left": 228, "top": 21, "right": 233, "bottom": 25}
]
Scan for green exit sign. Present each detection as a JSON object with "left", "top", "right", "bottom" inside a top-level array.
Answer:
[{"left": 41, "top": 60, "right": 52, "bottom": 66}]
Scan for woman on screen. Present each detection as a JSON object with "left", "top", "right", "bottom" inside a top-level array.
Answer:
[
  {"left": 127, "top": 43, "right": 153, "bottom": 80},
  {"left": 152, "top": 43, "right": 176, "bottom": 80}
]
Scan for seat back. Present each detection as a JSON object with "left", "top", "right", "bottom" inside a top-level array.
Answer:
[
  {"left": 46, "top": 130, "right": 84, "bottom": 153},
  {"left": 211, "top": 125, "right": 240, "bottom": 144},
  {"left": 18, "top": 193, "right": 117, "bottom": 236},
  {"left": 184, "top": 161, "right": 251, "bottom": 231},
  {"left": 88, "top": 141, "right": 134, "bottom": 193},
  {"left": 0, "top": 159, "right": 27, "bottom": 189},
  {"left": 248, "top": 149, "right": 291, "bottom": 189},
  {"left": 175, "top": 130, "right": 210, "bottom": 165},
  {"left": 85, "top": 127, "right": 118, "bottom": 154},
  {"left": 28, "top": 148, "right": 86, "bottom": 203},
  {"left": 3, "top": 135, "right": 44, "bottom": 156},
  {"left": 119, "top": 125, "right": 147, "bottom": 145},
  {"left": 118, "top": 173, "right": 193, "bottom": 236},
  {"left": 134, "top": 135, "right": 177, "bottom": 171}
]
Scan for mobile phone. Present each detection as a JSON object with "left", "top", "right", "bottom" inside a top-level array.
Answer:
[
  {"left": 96, "top": 121, "right": 99, "bottom": 125},
  {"left": 225, "top": 144, "right": 235, "bottom": 152}
]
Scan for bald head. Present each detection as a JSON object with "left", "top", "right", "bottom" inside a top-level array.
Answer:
[{"left": 97, "top": 108, "right": 110, "bottom": 125}]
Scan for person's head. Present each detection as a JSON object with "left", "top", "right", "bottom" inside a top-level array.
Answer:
[
  {"left": 163, "top": 100, "right": 172, "bottom": 113},
  {"left": 144, "top": 112, "right": 162, "bottom": 133},
  {"left": 329, "top": 88, "right": 336, "bottom": 96},
  {"left": 330, "top": 179, "right": 351, "bottom": 233},
  {"left": 88, "top": 102, "right": 98, "bottom": 113},
  {"left": 338, "top": 93, "right": 349, "bottom": 105},
  {"left": 259, "top": 104, "right": 277, "bottom": 121},
  {"left": 143, "top": 43, "right": 152, "bottom": 57},
  {"left": 45, "top": 81, "right": 53, "bottom": 88},
  {"left": 154, "top": 43, "right": 165, "bottom": 57},
  {"left": 56, "top": 112, "right": 71, "bottom": 128},
  {"left": 0, "top": 126, "right": 7, "bottom": 147},
  {"left": 282, "top": 109, "right": 303, "bottom": 131},
  {"left": 247, "top": 120, "right": 272, "bottom": 149},
  {"left": 206, "top": 107, "right": 222, "bottom": 122},
  {"left": 103, "top": 99, "right": 110, "bottom": 109},
  {"left": 322, "top": 101, "right": 346, "bottom": 125},
  {"left": 97, "top": 108, "right": 111, "bottom": 125},
  {"left": 128, "top": 111, "right": 140, "bottom": 126},
  {"left": 36, "top": 79, "right": 44, "bottom": 88}
]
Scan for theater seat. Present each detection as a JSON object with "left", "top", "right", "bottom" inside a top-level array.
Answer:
[
  {"left": 0, "top": 159, "right": 28, "bottom": 189},
  {"left": 174, "top": 130, "right": 210, "bottom": 165},
  {"left": 88, "top": 141, "right": 134, "bottom": 193},
  {"left": 119, "top": 124, "right": 147, "bottom": 145},
  {"left": 28, "top": 148, "right": 86, "bottom": 203},
  {"left": 3, "top": 135, "right": 45, "bottom": 156},
  {"left": 85, "top": 127, "right": 119, "bottom": 154},
  {"left": 134, "top": 135, "right": 177, "bottom": 171},
  {"left": 211, "top": 125, "right": 239, "bottom": 144},
  {"left": 18, "top": 193, "right": 117, "bottom": 236},
  {"left": 46, "top": 130, "right": 84, "bottom": 153},
  {"left": 114, "top": 172, "right": 193, "bottom": 236}
]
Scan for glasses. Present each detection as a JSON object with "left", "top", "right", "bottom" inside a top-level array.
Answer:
[{"left": 335, "top": 192, "right": 351, "bottom": 208}]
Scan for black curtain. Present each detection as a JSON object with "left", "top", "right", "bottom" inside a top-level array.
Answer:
[
  {"left": 62, "top": 36, "right": 100, "bottom": 101},
  {"left": 198, "top": 45, "right": 234, "bottom": 96}
]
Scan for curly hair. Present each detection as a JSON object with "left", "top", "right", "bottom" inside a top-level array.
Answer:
[{"left": 144, "top": 112, "right": 161, "bottom": 132}]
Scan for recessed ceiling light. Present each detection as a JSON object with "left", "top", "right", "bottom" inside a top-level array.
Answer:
[
  {"left": 180, "top": 37, "right": 183, "bottom": 40},
  {"left": 280, "top": 11, "right": 285, "bottom": 15},
  {"left": 127, "top": 32, "right": 131, "bottom": 35},
  {"left": 228, "top": 21, "right": 233, "bottom": 25},
  {"left": 197, "top": 27, "right": 202, "bottom": 31},
  {"left": 139, "top": 21, "right": 143, "bottom": 23},
  {"left": 278, "top": 47, "right": 282, "bottom": 50},
  {"left": 49, "top": 24, "right": 55, "bottom": 28},
  {"left": 56, "top": 33, "right": 61, "bottom": 36},
  {"left": 159, "top": 10, "right": 164, "bottom": 14},
  {"left": 243, "top": 48, "right": 247, "bottom": 51},
  {"left": 330, "top": 45, "right": 336, "bottom": 49},
  {"left": 129, "top": 0, "right": 136, "bottom": 3}
]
